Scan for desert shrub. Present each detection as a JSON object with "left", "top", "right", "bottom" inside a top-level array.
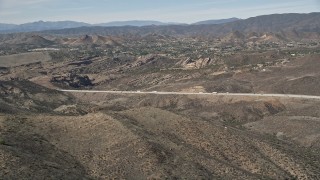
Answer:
[{"left": 0, "top": 137, "right": 5, "bottom": 145}]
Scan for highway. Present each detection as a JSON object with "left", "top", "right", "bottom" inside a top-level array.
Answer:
[{"left": 58, "top": 89, "right": 320, "bottom": 100}]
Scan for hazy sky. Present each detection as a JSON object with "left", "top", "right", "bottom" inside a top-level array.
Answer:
[{"left": 0, "top": 0, "right": 319, "bottom": 24}]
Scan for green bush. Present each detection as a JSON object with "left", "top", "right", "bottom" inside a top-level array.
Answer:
[{"left": 0, "top": 137, "right": 5, "bottom": 145}]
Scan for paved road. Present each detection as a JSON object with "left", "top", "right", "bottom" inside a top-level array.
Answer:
[{"left": 58, "top": 89, "right": 320, "bottom": 100}]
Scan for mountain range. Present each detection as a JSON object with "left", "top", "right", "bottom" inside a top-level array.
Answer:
[
  {"left": 193, "top": 17, "right": 240, "bottom": 25},
  {"left": 1, "top": 13, "right": 319, "bottom": 37},
  {"left": 95, "top": 20, "right": 184, "bottom": 27},
  {"left": 29, "top": 12, "right": 318, "bottom": 41},
  {"left": 0, "top": 18, "right": 236, "bottom": 33},
  {"left": 0, "top": 21, "right": 90, "bottom": 33}
]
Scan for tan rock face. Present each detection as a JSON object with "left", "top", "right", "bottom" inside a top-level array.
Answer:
[
  {"left": 181, "top": 57, "right": 212, "bottom": 69},
  {"left": 132, "top": 55, "right": 156, "bottom": 67}
]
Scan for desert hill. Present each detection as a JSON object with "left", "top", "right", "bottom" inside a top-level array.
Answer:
[
  {"left": 1, "top": 86, "right": 319, "bottom": 179},
  {"left": 0, "top": 80, "right": 77, "bottom": 114},
  {"left": 56, "top": 34, "right": 122, "bottom": 47},
  {"left": 1, "top": 34, "right": 54, "bottom": 46}
]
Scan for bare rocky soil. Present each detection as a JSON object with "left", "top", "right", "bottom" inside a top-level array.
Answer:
[
  {"left": 1, "top": 84, "right": 319, "bottom": 179},
  {"left": 0, "top": 31, "right": 320, "bottom": 179}
]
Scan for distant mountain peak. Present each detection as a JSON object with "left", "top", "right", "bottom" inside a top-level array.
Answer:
[{"left": 0, "top": 21, "right": 90, "bottom": 33}]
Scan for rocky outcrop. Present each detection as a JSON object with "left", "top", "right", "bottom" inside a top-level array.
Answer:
[
  {"left": 181, "top": 57, "right": 212, "bottom": 69},
  {"left": 0, "top": 67, "right": 9, "bottom": 75},
  {"left": 51, "top": 73, "right": 93, "bottom": 88},
  {"left": 0, "top": 83, "right": 25, "bottom": 97},
  {"left": 132, "top": 55, "right": 157, "bottom": 67}
]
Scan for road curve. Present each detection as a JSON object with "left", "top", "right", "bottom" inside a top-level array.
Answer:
[{"left": 58, "top": 89, "right": 320, "bottom": 100}]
